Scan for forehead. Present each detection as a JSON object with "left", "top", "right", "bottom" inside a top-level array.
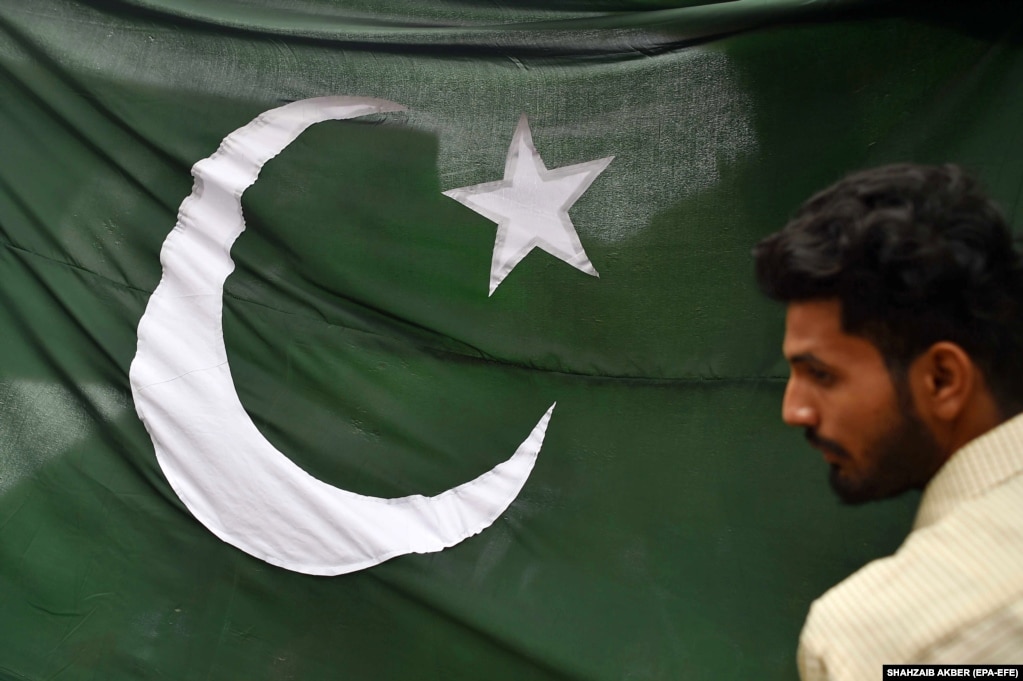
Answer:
[{"left": 782, "top": 299, "right": 885, "bottom": 365}]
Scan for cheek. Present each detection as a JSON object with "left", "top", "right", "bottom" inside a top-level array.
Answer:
[
  {"left": 852, "top": 402, "right": 903, "bottom": 463},
  {"left": 826, "top": 389, "right": 896, "bottom": 455},
  {"left": 845, "top": 374, "right": 899, "bottom": 421}
]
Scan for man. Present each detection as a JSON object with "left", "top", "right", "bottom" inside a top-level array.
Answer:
[{"left": 753, "top": 163, "right": 1023, "bottom": 679}]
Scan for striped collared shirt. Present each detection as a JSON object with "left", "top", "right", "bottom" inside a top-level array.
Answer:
[{"left": 797, "top": 412, "right": 1023, "bottom": 680}]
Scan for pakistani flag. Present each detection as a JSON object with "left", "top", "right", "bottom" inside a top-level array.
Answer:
[{"left": 2, "top": 1, "right": 1022, "bottom": 678}]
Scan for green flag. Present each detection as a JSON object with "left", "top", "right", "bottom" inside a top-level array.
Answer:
[{"left": 2, "top": 1, "right": 1022, "bottom": 679}]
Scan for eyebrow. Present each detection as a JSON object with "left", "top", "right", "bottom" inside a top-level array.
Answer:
[{"left": 786, "top": 352, "right": 826, "bottom": 367}]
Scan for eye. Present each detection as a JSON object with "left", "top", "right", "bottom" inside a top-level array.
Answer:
[{"left": 806, "top": 365, "right": 834, "bottom": 386}]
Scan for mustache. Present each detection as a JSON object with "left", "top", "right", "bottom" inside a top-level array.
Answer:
[{"left": 804, "top": 429, "right": 851, "bottom": 459}]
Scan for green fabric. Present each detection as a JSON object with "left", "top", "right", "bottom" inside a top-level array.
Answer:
[{"left": 1, "top": 0, "right": 1021, "bottom": 678}]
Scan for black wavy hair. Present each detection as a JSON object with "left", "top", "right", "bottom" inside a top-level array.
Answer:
[{"left": 754, "top": 163, "right": 1023, "bottom": 417}]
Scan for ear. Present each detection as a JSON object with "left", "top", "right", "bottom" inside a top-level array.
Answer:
[{"left": 909, "top": 341, "right": 976, "bottom": 422}]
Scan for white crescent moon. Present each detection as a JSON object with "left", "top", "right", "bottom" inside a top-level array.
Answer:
[{"left": 129, "top": 96, "right": 555, "bottom": 576}]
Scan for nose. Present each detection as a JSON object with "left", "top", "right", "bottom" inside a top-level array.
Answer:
[{"left": 782, "top": 377, "right": 818, "bottom": 428}]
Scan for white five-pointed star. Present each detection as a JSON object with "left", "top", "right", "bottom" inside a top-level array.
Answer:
[{"left": 444, "top": 115, "right": 613, "bottom": 296}]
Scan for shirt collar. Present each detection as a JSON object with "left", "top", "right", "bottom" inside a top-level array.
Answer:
[{"left": 914, "top": 411, "right": 1023, "bottom": 531}]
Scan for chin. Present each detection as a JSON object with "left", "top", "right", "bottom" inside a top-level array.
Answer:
[{"left": 828, "top": 465, "right": 913, "bottom": 506}]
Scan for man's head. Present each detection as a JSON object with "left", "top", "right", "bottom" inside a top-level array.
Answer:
[{"left": 754, "top": 163, "right": 1023, "bottom": 504}]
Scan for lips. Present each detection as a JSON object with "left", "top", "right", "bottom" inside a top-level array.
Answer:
[{"left": 804, "top": 428, "right": 850, "bottom": 461}]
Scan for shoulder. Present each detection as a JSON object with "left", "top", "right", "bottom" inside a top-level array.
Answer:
[{"left": 799, "top": 473, "right": 1023, "bottom": 680}]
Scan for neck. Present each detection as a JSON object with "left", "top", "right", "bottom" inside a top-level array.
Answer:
[{"left": 944, "top": 392, "right": 1005, "bottom": 460}]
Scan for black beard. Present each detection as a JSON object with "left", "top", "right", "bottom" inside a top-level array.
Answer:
[{"left": 805, "top": 404, "right": 944, "bottom": 505}]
